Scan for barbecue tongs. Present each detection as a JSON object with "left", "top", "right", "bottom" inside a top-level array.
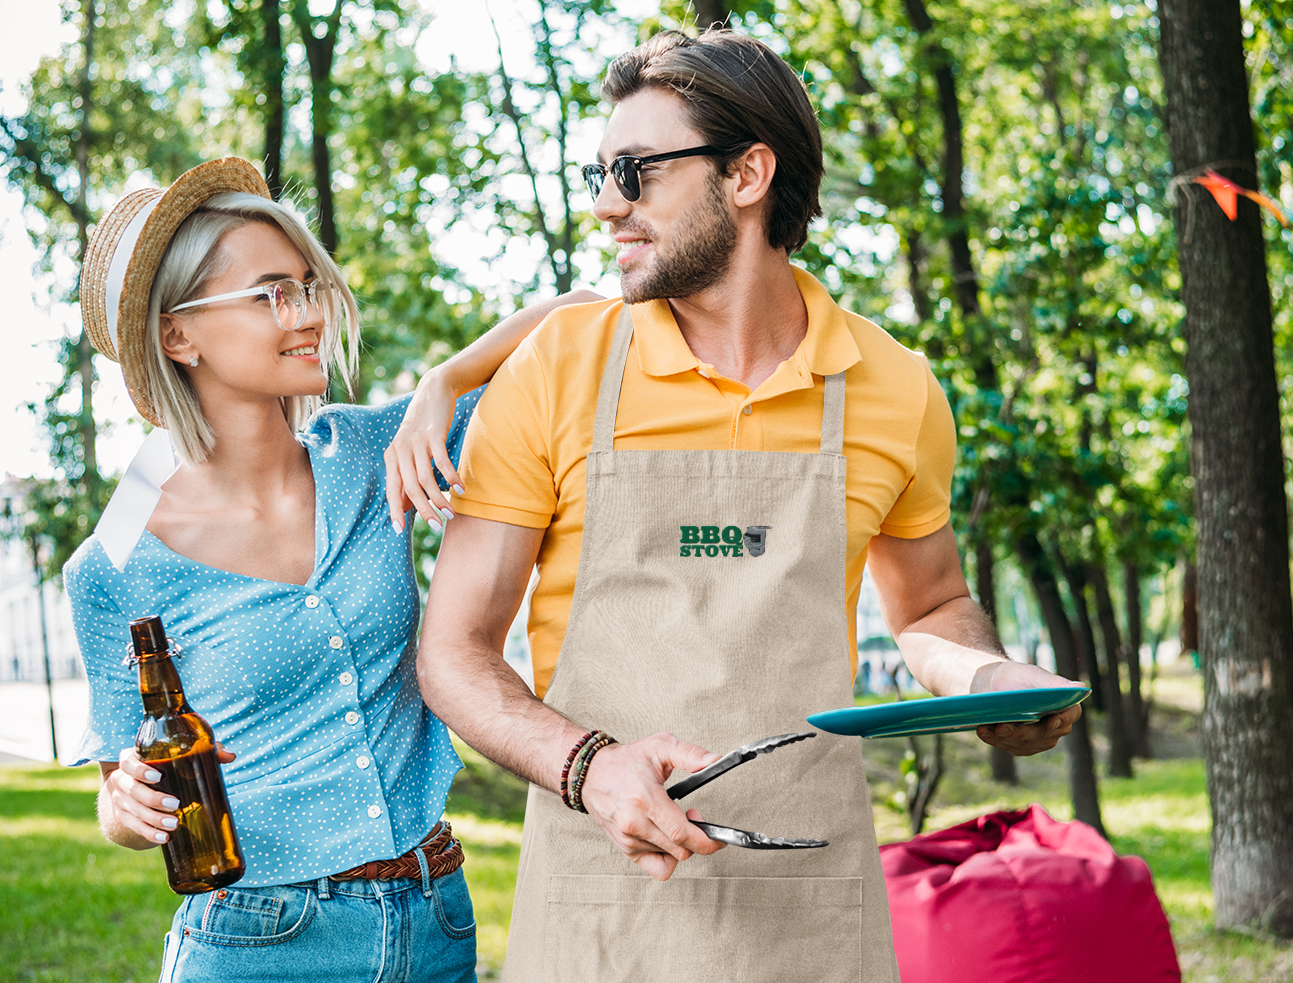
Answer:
[{"left": 666, "top": 731, "right": 829, "bottom": 849}]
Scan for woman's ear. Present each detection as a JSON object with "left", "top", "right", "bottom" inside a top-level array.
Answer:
[{"left": 159, "top": 313, "right": 198, "bottom": 367}]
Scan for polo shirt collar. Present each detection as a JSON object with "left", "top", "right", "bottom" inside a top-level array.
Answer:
[{"left": 629, "top": 266, "right": 863, "bottom": 386}]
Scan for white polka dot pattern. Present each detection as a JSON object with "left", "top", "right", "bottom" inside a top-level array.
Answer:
[{"left": 64, "top": 387, "right": 485, "bottom": 888}]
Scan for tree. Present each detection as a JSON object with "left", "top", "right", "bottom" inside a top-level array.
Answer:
[{"left": 1158, "top": 0, "right": 1293, "bottom": 936}]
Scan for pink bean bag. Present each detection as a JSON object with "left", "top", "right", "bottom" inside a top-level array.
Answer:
[{"left": 880, "top": 804, "right": 1181, "bottom": 982}]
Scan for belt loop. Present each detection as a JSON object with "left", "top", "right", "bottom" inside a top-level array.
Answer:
[
  {"left": 415, "top": 840, "right": 433, "bottom": 897},
  {"left": 317, "top": 876, "right": 332, "bottom": 900}
]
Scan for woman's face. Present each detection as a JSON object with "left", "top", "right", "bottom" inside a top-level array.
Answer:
[{"left": 167, "top": 221, "right": 329, "bottom": 405}]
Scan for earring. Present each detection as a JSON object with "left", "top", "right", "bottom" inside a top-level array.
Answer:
[{"left": 188, "top": 356, "right": 199, "bottom": 367}]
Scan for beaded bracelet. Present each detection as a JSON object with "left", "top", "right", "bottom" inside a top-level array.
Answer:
[
  {"left": 568, "top": 734, "right": 617, "bottom": 814},
  {"left": 560, "top": 731, "right": 602, "bottom": 811}
]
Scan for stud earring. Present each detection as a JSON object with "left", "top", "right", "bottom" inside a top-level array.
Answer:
[{"left": 188, "top": 356, "right": 199, "bottom": 367}]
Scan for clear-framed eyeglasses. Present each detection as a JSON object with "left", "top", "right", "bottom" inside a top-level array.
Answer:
[{"left": 167, "top": 278, "right": 328, "bottom": 332}]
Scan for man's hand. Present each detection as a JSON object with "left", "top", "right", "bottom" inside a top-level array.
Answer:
[
  {"left": 971, "top": 659, "right": 1084, "bottom": 755},
  {"left": 579, "top": 734, "right": 726, "bottom": 881}
]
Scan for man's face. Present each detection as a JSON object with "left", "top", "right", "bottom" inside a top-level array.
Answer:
[{"left": 592, "top": 87, "right": 737, "bottom": 304}]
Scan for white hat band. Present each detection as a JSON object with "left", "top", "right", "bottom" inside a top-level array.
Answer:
[{"left": 104, "top": 196, "right": 161, "bottom": 357}]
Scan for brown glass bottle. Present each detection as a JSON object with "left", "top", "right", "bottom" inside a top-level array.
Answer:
[{"left": 130, "top": 615, "right": 245, "bottom": 894}]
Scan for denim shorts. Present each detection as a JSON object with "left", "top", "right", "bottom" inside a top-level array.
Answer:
[{"left": 157, "top": 866, "right": 476, "bottom": 983}]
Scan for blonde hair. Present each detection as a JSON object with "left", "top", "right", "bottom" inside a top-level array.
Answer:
[{"left": 143, "top": 192, "right": 360, "bottom": 465}]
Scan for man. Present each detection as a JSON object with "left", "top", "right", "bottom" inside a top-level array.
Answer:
[{"left": 419, "top": 29, "right": 1081, "bottom": 981}]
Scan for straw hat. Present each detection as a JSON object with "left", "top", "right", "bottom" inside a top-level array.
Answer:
[{"left": 80, "top": 158, "right": 271, "bottom": 427}]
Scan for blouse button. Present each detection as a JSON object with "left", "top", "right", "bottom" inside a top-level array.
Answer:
[
  {"left": 345, "top": 711, "right": 360, "bottom": 725},
  {"left": 329, "top": 636, "right": 344, "bottom": 649},
  {"left": 339, "top": 672, "right": 354, "bottom": 686},
  {"left": 305, "top": 596, "right": 320, "bottom": 609},
  {"left": 356, "top": 755, "right": 371, "bottom": 769},
  {"left": 367, "top": 805, "right": 381, "bottom": 819}
]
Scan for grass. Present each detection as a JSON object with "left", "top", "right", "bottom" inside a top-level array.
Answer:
[{"left": 2, "top": 664, "right": 1290, "bottom": 982}]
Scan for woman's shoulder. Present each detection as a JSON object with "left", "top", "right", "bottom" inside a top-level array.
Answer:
[{"left": 302, "top": 393, "right": 414, "bottom": 453}]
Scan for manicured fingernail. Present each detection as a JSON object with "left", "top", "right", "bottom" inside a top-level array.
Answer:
[
  {"left": 442, "top": 507, "right": 455, "bottom": 520},
  {"left": 452, "top": 484, "right": 465, "bottom": 496},
  {"left": 161, "top": 816, "right": 179, "bottom": 829},
  {"left": 154, "top": 831, "right": 169, "bottom": 843},
  {"left": 144, "top": 769, "right": 162, "bottom": 783},
  {"left": 391, "top": 518, "right": 401, "bottom": 532},
  {"left": 162, "top": 796, "right": 180, "bottom": 810}
]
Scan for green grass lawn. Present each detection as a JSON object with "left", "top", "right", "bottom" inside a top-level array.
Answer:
[{"left": 3, "top": 667, "right": 1290, "bottom": 981}]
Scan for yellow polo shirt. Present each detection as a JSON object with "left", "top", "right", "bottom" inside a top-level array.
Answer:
[{"left": 453, "top": 268, "right": 955, "bottom": 698}]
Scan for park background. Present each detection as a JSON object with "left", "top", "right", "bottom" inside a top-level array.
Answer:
[{"left": 2, "top": 0, "right": 1292, "bottom": 980}]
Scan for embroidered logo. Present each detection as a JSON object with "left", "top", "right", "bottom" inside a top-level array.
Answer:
[{"left": 679, "top": 525, "right": 771, "bottom": 558}]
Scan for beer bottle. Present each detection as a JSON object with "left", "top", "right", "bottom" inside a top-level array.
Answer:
[{"left": 130, "top": 614, "right": 245, "bottom": 894}]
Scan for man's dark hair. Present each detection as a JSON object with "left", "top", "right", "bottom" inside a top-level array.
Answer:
[{"left": 602, "top": 29, "right": 823, "bottom": 254}]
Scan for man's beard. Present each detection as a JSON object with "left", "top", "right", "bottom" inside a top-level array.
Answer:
[{"left": 619, "top": 172, "right": 737, "bottom": 304}]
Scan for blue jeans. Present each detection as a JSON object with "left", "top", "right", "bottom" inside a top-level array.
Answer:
[{"left": 158, "top": 867, "right": 477, "bottom": 982}]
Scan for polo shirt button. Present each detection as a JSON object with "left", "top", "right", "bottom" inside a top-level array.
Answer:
[
  {"left": 356, "top": 755, "right": 371, "bottom": 769},
  {"left": 339, "top": 671, "right": 354, "bottom": 686},
  {"left": 345, "top": 711, "right": 360, "bottom": 725},
  {"left": 742, "top": 404, "right": 753, "bottom": 415},
  {"left": 329, "top": 636, "right": 344, "bottom": 649},
  {"left": 305, "top": 596, "right": 320, "bottom": 608},
  {"left": 367, "top": 805, "right": 381, "bottom": 819}
]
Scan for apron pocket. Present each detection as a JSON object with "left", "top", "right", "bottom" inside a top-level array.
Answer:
[{"left": 542, "top": 873, "right": 866, "bottom": 983}]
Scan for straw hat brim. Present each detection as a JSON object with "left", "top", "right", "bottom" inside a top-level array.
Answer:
[{"left": 80, "top": 158, "right": 271, "bottom": 427}]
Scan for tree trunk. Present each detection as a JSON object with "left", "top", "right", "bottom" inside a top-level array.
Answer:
[
  {"left": 262, "top": 0, "right": 285, "bottom": 200},
  {"left": 290, "top": 0, "right": 341, "bottom": 253},
  {"left": 1060, "top": 558, "right": 1105, "bottom": 711},
  {"left": 975, "top": 537, "right": 1018, "bottom": 785},
  {"left": 1124, "top": 560, "right": 1151, "bottom": 756},
  {"left": 1017, "top": 531, "right": 1105, "bottom": 837},
  {"left": 74, "top": 0, "right": 98, "bottom": 498},
  {"left": 1159, "top": 0, "right": 1293, "bottom": 935},
  {"left": 689, "top": 0, "right": 730, "bottom": 30},
  {"left": 1088, "top": 561, "right": 1134, "bottom": 778}
]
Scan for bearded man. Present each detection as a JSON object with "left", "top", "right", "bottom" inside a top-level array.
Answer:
[{"left": 418, "top": 29, "right": 1081, "bottom": 982}]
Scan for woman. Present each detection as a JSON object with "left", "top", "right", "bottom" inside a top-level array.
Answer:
[{"left": 65, "top": 157, "right": 590, "bottom": 982}]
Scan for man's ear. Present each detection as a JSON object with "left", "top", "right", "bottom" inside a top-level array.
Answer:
[
  {"left": 159, "top": 313, "right": 197, "bottom": 367},
  {"left": 730, "top": 143, "right": 777, "bottom": 210}
]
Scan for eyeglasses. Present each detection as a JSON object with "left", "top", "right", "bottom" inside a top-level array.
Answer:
[
  {"left": 168, "top": 278, "right": 328, "bottom": 332},
  {"left": 581, "top": 145, "right": 721, "bottom": 202}
]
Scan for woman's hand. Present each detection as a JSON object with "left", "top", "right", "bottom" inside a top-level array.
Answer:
[
  {"left": 385, "top": 367, "right": 460, "bottom": 533},
  {"left": 99, "top": 744, "right": 237, "bottom": 848}
]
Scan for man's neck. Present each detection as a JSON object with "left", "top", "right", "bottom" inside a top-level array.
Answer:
[{"left": 667, "top": 248, "right": 808, "bottom": 391}]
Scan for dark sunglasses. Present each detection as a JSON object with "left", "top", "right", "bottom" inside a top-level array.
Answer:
[{"left": 581, "top": 145, "right": 721, "bottom": 202}]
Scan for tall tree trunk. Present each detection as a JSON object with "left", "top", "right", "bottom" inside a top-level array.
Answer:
[
  {"left": 262, "top": 0, "right": 285, "bottom": 200},
  {"left": 290, "top": 0, "right": 342, "bottom": 253},
  {"left": 1159, "top": 0, "right": 1293, "bottom": 935},
  {"left": 1017, "top": 531, "right": 1105, "bottom": 837},
  {"left": 1088, "top": 561, "right": 1134, "bottom": 777},
  {"left": 1124, "top": 560, "right": 1151, "bottom": 756},
  {"left": 689, "top": 0, "right": 730, "bottom": 29},
  {"left": 74, "top": 0, "right": 97, "bottom": 498},
  {"left": 1060, "top": 558, "right": 1105, "bottom": 711}
]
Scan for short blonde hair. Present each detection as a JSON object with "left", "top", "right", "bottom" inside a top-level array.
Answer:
[{"left": 142, "top": 192, "right": 360, "bottom": 464}]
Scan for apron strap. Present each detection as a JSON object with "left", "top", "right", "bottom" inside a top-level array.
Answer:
[
  {"left": 820, "top": 371, "right": 846, "bottom": 456},
  {"left": 593, "top": 304, "right": 847, "bottom": 456},
  {"left": 592, "top": 306, "right": 636, "bottom": 453}
]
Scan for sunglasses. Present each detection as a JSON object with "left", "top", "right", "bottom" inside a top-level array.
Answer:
[
  {"left": 581, "top": 145, "right": 721, "bottom": 202},
  {"left": 168, "top": 277, "right": 329, "bottom": 332}
]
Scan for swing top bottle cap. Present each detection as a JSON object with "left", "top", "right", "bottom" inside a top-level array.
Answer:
[{"left": 129, "top": 615, "right": 168, "bottom": 655}]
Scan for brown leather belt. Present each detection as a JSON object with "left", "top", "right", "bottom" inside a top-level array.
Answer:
[{"left": 329, "top": 821, "right": 464, "bottom": 882}]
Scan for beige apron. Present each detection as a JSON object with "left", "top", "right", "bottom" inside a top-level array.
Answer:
[{"left": 502, "top": 307, "right": 899, "bottom": 982}]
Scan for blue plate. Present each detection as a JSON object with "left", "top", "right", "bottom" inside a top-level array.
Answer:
[{"left": 807, "top": 687, "right": 1091, "bottom": 738}]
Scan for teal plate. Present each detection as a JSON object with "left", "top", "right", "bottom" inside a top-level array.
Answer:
[{"left": 807, "top": 686, "right": 1091, "bottom": 738}]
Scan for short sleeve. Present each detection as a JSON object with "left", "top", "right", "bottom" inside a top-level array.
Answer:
[
  {"left": 64, "top": 546, "right": 142, "bottom": 767},
  {"left": 878, "top": 363, "right": 955, "bottom": 538},
  {"left": 452, "top": 338, "right": 556, "bottom": 528}
]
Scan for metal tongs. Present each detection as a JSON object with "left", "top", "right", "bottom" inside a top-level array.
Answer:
[{"left": 666, "top": 731, "right": 829, "bottom": 850}]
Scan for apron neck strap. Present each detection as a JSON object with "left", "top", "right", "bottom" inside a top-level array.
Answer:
[{"left": 593, "top": 304, "right": 849, "bottom": 455}]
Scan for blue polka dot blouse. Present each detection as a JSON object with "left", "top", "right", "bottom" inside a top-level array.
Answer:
[{"left": 64, "top": 387, "right": 483, "bottom": 887}]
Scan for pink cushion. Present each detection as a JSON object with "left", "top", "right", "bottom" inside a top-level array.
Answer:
[{"left": 880, "top": 804, "right": 1181, "bottom": 983}]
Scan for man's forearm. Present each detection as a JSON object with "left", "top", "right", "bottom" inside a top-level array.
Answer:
[{"left": 895, "top": 595, "right": 1007, "bottom": 697}]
